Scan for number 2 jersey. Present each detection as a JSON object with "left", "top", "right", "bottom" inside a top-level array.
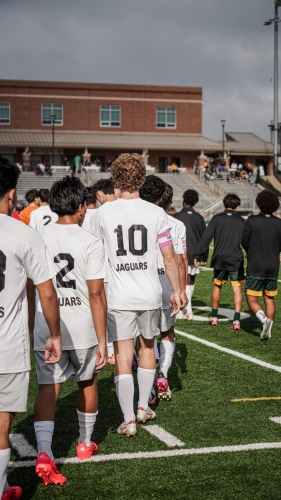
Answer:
[
  {"left": 0, "top": 215, "right": 54, "bottom": 373},
  {"left": 92, "top": 198, "right": 172, "bottom": 311},
  {"left": 34, "top": 223, "right": 105, "bottom": 351},
  {"left": 29, "top": 205, "right": 58, "bottom": 230}
]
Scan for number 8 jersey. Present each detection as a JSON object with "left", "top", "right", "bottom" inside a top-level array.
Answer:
[{"left": 92, "top": 198, "right": 172, "bottom": 311}]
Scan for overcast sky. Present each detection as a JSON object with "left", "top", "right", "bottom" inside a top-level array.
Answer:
[{"left": 0, "top": 0, "right": 278, "bottom": 141}]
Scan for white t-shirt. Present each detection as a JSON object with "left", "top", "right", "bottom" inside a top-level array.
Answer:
[
  {"left": 34, "top": 223, "right": 105, "bottom": 350},
  {"left": 82, "top": 208, "right": 97, "bottom": 233},
  {"left": 29, "top": 205, "right": 58, "bottom": 230},
  {"left": 0, "top": 215, "right": 54, "bottom": 373},
  {"left": 158, "top": 215, "right": 184, "bottom": 309},
  {"left": 92, "top": 198, "right": 172, "bottom": 310}
]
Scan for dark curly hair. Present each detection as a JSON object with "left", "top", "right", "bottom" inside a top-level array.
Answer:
[
  {"left": 223, "top": 193, "right": 241, "bottom": 210},
  {"left": 139, "top": 175, "right": 166, "bottom": 204},
  {"left": 159, "top": 183, "right": 173, "bottom": 211},
  {"left": 0, "top": 157, "right": 21, "bottom": 200},
  {"left": 25, "top": 188, "right": 39, "bottom": 204},
  {"left": 49, "top": 176, "right": 87, "bottom": 216},
  {"left": 92, "top": 178, "right": 114, "bottom": 196},
  {"left": 183, "top": 189, "right": 199, "bottom": 206},
  {"left": 85, "top": 186, "right": 97, "bottom": 205},
  {"left": 256, "top": 189, "right": 280, "bottom": 214},
  {"left": 111, "top": 153, "right": 146, "bottom": 192}
]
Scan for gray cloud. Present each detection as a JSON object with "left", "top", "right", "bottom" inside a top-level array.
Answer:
[{"left": 0, "top": 0, "right": 277, "bottom": 140}]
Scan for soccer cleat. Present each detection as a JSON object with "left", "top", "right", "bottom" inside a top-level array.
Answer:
[
  {"left": 260, "top": 318, "right": 272, "bottom": 340},
  {"left": 156, "top": 372, "right": 168, "bottom": 393},
  {"left": 158, "top": 385, "right": 172, "bottom": 401},
  {"left": 231, "top": 320, "right": 240, "bottom": 330},
  {"left": 148, "top": 387, "right": 157, "bottom": 406},
  {"left": 35, "top": 452, "right": 67, "bottom": 486},
  {"left": 137, "top": 407, "right": 156, "bottom": 424},
  {"left": 209, "top": 316, "right": 218, "bottom": 326},
  {"left": 76, "top": 441, "right": 98, "bottom": 460},
  {"left": 107, "top": 353, "right": 115, "bottom": 365},
  {"left": 117, "top": 420, "right": 137, "bottom": 437},
  {"left": 2, "top": 486, "right": 22, "bottom": 500}
]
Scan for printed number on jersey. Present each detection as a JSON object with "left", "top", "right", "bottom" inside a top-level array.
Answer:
[
  {"left": 43, "top": 215, "right": 52, "bottom": 226},
  {"left": 114, "top": 225, "right": 147, "bottom": 256},
  {"left": 54, "top": 253, "right": 76, "bottom": 289},
  {"left": 0, "top": 251, "right": 6, "bottom": 292}
]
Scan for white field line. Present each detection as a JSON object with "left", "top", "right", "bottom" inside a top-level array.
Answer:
[
  {"left": 269, "top": 417, "right": 281, "bottom": 424},
  {"left": 143, "top": 425, "right": 185, "bottom": 447},
  {"left": 175, "top": 329, "right": 281, "bottom": 374},
  {"left": 9, "top": 434, "right": 37, "bottom": 457},
  {"left": 8, "top": 441, "right": 281, "bottom": 468}
]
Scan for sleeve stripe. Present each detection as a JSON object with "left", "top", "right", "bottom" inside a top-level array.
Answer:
[
  {"left": 158, "top": 230, "right": 171, "bottom": 239},
  {"left": 159, "top": 240, "right": 173, "bottom": 249}
]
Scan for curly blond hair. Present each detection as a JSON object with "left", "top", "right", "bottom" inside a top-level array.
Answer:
[{"left": 111, "top": 153, "right": 146, "bottom": 192}]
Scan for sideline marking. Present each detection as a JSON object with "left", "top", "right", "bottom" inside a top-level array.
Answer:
[
  {"left": 143, "top": 425, "right": 185, "bottom": 447},
  {"left": 269, "top": 417, "right": 281, "bottom": 424},
  {"left": 9, "top": 434, "right": 37, "bottom": 457},
  {"left": 8, "top": 441, "right": 281, "bottom": 468},
  {"left": 232, "top": 397, "right": 281, "bottom": 403},
  {"left": 176, "top": 307, "right": 250, "bottom": 322},
  {"left": 175, "top": 329, "right": 281, "bottom": 374}
]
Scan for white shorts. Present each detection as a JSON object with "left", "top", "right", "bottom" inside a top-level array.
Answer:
[
  {"left": 160, "top": 308, "right": 176, "bottom": 332},
  {"left": 188, "top": 265, "right": 200, "bottom": 276},
  {"left": 0, "top": 372, "right": 30, "bottom": 412},
  {"left": 107, "top": 309, "right": 160, "bottom": 342},
  {"left": 35, "top": 346, "right": 98, "bottom": 384}
]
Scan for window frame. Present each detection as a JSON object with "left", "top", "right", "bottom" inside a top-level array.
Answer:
[
  {"left": 0, "top": 102, "right": 10, "bottom": 125},
  {"left": 156, "top": 107, "right": 176, "bottom": 129},
  {"left": 41, "top": 103, "right": 63, "bottom": 126},
  {"left": 100, "top": 105, "right": 121, "bottom": 128}
]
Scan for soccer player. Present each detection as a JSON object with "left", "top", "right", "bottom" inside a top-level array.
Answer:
[
  {"left": 92, "top": 153, "right": 181, "bottom": 437},
  {"left": 195, "top": 194, "right": 245, "bottom": 329},
  {"left": 81, "top": 186, "right": 97, "bottom": 232},
  {"left": 173, "top": 189, "right": 206, "bottom": 319},
  {"left": 28, "top": 176, "right": 107, "bottom": 485},
  {"left": 0, "top": 158, "right": 62, "bottom": 500},
  {"left": 20, "top": 188, "right": 39, "bottom": 225},
  {"left": 29, "top": 189, "right": 58, "bottom": 230},
  {"left": 140, "top": 178, "right": 188, "bottom": 402},
  {"left": 241, "top": 190, "right": 281, "bottom": 340}
]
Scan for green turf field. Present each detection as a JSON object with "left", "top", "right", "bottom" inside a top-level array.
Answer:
[{"left": 8, "top": 263, "right": 281, "bottom": 499}]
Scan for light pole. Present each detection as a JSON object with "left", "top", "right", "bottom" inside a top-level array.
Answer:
[
  {"left": 51, "top": 114, "right": 56, "bottom": 166},
  {"left": 221, "top": 120, "right": 226, "bottom": 162},
  {"left": 264, "top": 0, "right": 281, "bottom": 174}
]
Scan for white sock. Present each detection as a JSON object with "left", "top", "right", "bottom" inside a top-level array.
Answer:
[
  {"left": 269, "top": 320, "right": 274, "bottom": 335},
  {"left": 137, "top": 368, "right": 156, "bottom": 409},
  {"left": 256, "top": 310, "right": 266, "bottom": 324},
  {"left": 114, "top": 374, "right": 135, "bottom": 423},
  {"left": 0, "top": 448, "right": 11, "bottom": 497},
  {"left": 154, "top": 338, "right": 159, "bottom": 361},
  {"left": 107, "top": 343, "right": 114, "bottom": 357},
  {"left": 190, "top": 284, "right": 195, "bottom": 298},
  {"left": 185, "top": 285, "right": 192, "bottom": 314},
  {"left": 34, "top": 421, "right": 54, "bottom": 459},
  {"left": 77, "top": 409, "right": 98, "bottom": 446},
  {"left": 159, "top": 340, "right": 176, "bottom": 378}
]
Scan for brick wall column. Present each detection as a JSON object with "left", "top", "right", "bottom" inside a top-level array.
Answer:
[
  {"left": 22, "top": 149, "right": 30, "bottom": 171},
  {"left": 82, "top": 148, "right": 91, "bottom": 164},
  {"left": 141, "top": 149, "right": 149, "bottom": 166}
]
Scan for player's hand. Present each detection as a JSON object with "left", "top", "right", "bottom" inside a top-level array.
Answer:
[
  {"left": 200, "top": 261, "right": 206, "bottom": 267},
  {"left": 44, "top": 337, "right": 62, "bottom": 364},
  {"left": 95, "top": 343, "right": 107, "bottom": 371},
  {"left": 194, "top": 259, "right": 200, "bottom": 267},
  {"left": 169, "top": 293, "right": 181, "bottom": 317},
  {"left": 180, "top": 292, "right": 188, "bottom": 308}
]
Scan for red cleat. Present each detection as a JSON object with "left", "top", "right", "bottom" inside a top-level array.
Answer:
[
  {"left": 232, "top": 320, "right": 240, "bottom": 330},
  {"left": 35, "top": 452, "right": 66, "bottom": 486},
  {"left": 2, "top": 486, "right": 22, "bottom": 500},
  {"left": 76, "top": 441, "right": 98, "bottom": 460}
]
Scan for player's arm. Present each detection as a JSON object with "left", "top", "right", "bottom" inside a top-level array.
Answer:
[
  {"left": 26, "top": 278, "right": 36, "bottom": 347},
  {"left": 241, "top": 218, "right": 251, "bottom": 253},
  {"left": 161, "top": 244, "right": 181, "bottom": 316},
  {"left": 176, "top": 253, "right": 188, "bottom": 308},
  {"left": 194, "top": 219, "right": 214, "bottom": 267},
  {"left": 87, "top": 279, "right": 107, "bottom": 371}
]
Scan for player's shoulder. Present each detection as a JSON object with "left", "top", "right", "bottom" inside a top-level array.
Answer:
[
  {"left": 0, "top": 214, "right": 44, "bottom": 246},
  {"left": 96, "top": 199, "right": 121, "bottom": 217}
]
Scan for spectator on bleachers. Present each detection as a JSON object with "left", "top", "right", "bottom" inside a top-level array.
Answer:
[
  {"left": 20, "top": 189, "right": 40, "bottom": 225},
  {"left": 44, "top": 164, "right": 52, "bottom": 176},
  {"left": 34, "top": 166, "right": 43, "bottom": 176}
]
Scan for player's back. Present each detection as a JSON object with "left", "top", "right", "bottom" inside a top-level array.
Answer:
[
  {"left": 29, "top": 205, "right": 58, "bottom": 230},
  {"left": 92, "top": 198, "right": 171, "bottom": 310},
  {"left": 174, "top": 207, "right": 205, "bottom": 263},
  {"left": 82, "top": 208, "right": 97, "bottom": 233},
  {"left": 34, "top": 223, "right": 105, "bottom": 350}
]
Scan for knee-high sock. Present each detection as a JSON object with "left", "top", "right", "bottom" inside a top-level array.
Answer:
[
  {"left": 0, "top": 448, "right": 10, "bottom": 497},
  {"left": 154, "top": 338, "right": 159, "bottom": 361},
  {"left": 159, "top": 340, "right": 176, "bottom": 378},
  {"left": 34, "top": 421, "right": 54, "bottom": 459},
  {"left": 256, "top": 310, "right": 266, "bottom": 324},
  {"left": 185, "top": 285, "right": 192, "bottom": 314},
  {"left": 190, "top": 284, "right": 195, "bottom": 298},
  {"left": 77, "top": 409, "right": 98, "bottom": 446},
  {"left": 137, "top": 368, "right": 156, "bottom": 409},
  {"left": 114, "top": 374, "right": 135, "bottom": 423}
]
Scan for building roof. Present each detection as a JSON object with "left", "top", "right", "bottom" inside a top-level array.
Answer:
[
  {"left": 225, "top": 132, "right": 273, "bottom": 154},
  {"left": 0, "top": 130, "right": 221, "bottom": 151}
]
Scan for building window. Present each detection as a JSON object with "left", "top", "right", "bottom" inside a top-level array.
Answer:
[
  {"left": 100, "top": 105, "right": 120, "bottom": 127},
  {"left": 42, "top": 104, "right": 63, "bottom": 125},
  {"left": 156, "top": 107, "right": 176, "bottom": 128},
  {"left": 0, "top": 102, "right": 10, "bottom": 124}
]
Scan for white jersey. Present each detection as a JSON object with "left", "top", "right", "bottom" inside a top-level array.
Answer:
[
  {"left": 92, "top": 198, "right": 172, "bottom": 311},
  {"left": 90, "top": 206, "right": 109, "bottom": 283},
  {"left": 173, "top": 217, "right": 186, "bottom": 253},
  {"left": 158, "top": 215, "right": 184, "bottom": 309},
  {"left": 82, "top": 208, "right": 97, "bottom": 233},
  {"left": 34, "top": 223, "right": 105, "bottom": 351},
  {"left": 0, "top": 215, "right": 54, "bottom": 373},
  {"left": 29, "top": 205, "right": 58, "bottom": 230}
]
